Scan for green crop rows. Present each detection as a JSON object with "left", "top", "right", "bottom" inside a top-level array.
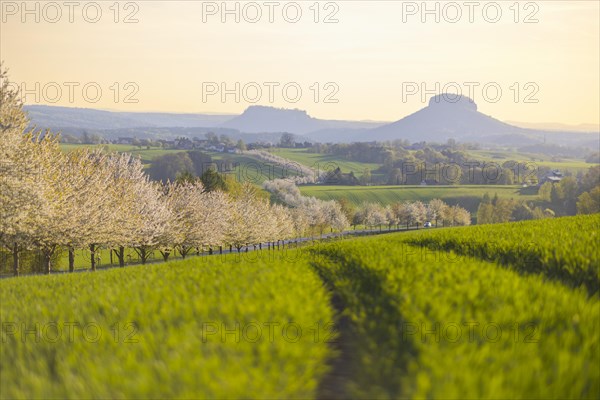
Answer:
[
  {"left": 1, "top": 216, "right": 599, "bottom": 399},
  {"left": 401, "top": 214, "right": 600, "bottom": 294},
  {"left": 311, "top": 226, "right": 599, "bottom": 399},
  {"left": 0, "top": 250, "right": 335, "bottom": 399}
]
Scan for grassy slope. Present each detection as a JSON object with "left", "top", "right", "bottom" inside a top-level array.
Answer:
[
  {"left": 402, "top": 214, "right": 600, "bottom": 293},
  {"left": 269, "top": 148, "right": 382, "bottom": 176},
  {"left": 311, "top": 215, "right": 600, "bottom": 399},
  {"left": 0, "top": 250, "right": 335, "bottom": 399},
  {"left": 273, "top": 148, "right": 595, "bottom": 176},
  {"left": 59, "top": 145, "right": 295, "bottom": 184},
  {"left": 3, "top": 215, "right": 598, "bottom": 399},
  {"left": 470, "top": 150, "right": 595, "bottom": 172},
  {"left": 60, "top": 144, "right": 185, "bottom": 165}
]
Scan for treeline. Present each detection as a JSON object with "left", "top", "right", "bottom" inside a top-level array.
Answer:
[
  {"left": 308, "top": 141, "right": 595, "bottom": 186},
  {"left": 477, "top": 194, "right": 553, "bottom": 225},
  {"left": 147, "top": 150, "right": 237, "bottom": 183},
  {"left": 537, "top": 169, "right": 600, "bottom": 216},
  {"left": 477, "top": 167, "right": 600, "bottom": 224}
]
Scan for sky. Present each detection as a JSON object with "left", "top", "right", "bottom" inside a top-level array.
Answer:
[{"left": 1, "top": 1, "right": 599, "bottom": 125}]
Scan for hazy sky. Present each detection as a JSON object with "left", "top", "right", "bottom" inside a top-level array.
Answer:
[{"left": 1, "top": 1, "right": 598, "bottom": 124}]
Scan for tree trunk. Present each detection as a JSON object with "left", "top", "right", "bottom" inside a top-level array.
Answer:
[
  {"left": 43, "top": 250, "right": 52, "bottom": 275},
  {"left": 161, "top": 251, "right": 170, "bottom": 262},
  {"left": 140, "top": 248, "right": 148, "bottom": 264},
  {"left": 69, "top": 247, "right": 75, "bottom": 272},
  {"left": 12, "top": 243, "right": 19, "bottom": 277},
  {"left": 118, "top": 246, "right": 125, "bottom": 267},
  {"left": 180, "top": 246, "right": 189, "bottom": 259},
  {"left": 90, "top": 244, "right": 96, "bottom": 271}
]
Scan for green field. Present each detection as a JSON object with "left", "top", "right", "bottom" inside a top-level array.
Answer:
[
  {"left": 401, "top": 215, "right": 600, "bottom": 294},
  {"left": 272, "top": 148, "right": 596, "bottom": 176},
  {"left": 60, "top": 144, "right": 183, "bottom": 165},
  {"left": 207, "top": 152, "right": 304, "bottom": 184},
  {"left": 0, "top": 247, "right": 185, "bottom": 276},
  {"left": 59, "top": 144, "right": 297, "bottom": 184},
  {"left": 470, "top": 149, "right": 595, "bottom": 172},
  {"left": 2, "top": 216, "right": 599, "bottom": 398},
  {"left": 0, "top": 249, "right": 335, "bottom": 398},
  {"left": 269, "top": 148, "right": 382, "bottom": 176},
  {"left": 300, "top": 184, "right": 538, "bottom": 212},
  {"left": 313, "top": 217, "right": 599, "bottom": 398}
]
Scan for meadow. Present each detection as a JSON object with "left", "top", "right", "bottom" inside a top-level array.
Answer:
[
  {"left": 269, "top": 148, "right": 382, "bottom": 176},
  {"left": 300, "top": 184, "right": 538, "bottom": 212},
  {"left": 2, "top": 215, "right": 599, "bottom": 399},
  {"left": 59, "top": 144, "right": 297, "bottom": 184},
  {"left": 272, "top": 147, "right": 595, "bottom": 176},
  {"left": 59, "top": 144, "right": 181, "bottom": 165},
  {"left": 0, "top": 246, "right": 182, "bottom": 276},
  {"left": 313, "top": 229, "right": 599, "bottom": 398},
  {"left": 0, "top": 248, "right": 335, "bottom": 399},
  {"left": 470, "top": 149, "right": 595, "bottom": 173}
]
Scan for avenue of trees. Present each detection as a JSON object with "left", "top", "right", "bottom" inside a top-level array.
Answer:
[{"left": 0, "top": 68, "right": 328, "bottom": 276}]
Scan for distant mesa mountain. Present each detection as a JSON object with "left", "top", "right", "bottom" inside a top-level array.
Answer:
[
  {"left": 24, "top": 104, "right": 383, "bottom": 136},
  {"left": 22, "top": 101, "right": 599, "bottom": 147},
  {"left": 221, "top": 106, "right": 322, "bottom": 134},
  {"left": 221, "top": 105, "right": 384, "bottom": 134},
  {"left": 367, "top": 94, "right": 527, "bottom": 143}
]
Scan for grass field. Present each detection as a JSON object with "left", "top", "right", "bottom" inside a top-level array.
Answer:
[
  {"left": 206, "top": 152, "right": 304, "bottom": 184},
  {"left": 470, "top": 149, "right": 595, "bottom": 172},
  {"left": 312, "top": 218, "right": 599, "bottom": 398},
  {"left": 0, "top": 247, "right": 183, "bottom": 276},
  {"left": 59, "top": 145, "right": 298, "bottom": 184},
  {"left": 401, "top": 215, "right": 600, "bottom": 294},
  {"left": 269, "top": 148, "right": 382, "bottom": 177},
  {"left": 0, "top": 249, "right": 335, "bottom": 398},
  {"left": 271, "top": 148, "right": 596, "bottom": 176},
  {"left": 60, "top": 144, "right": 184, "bottom": 165},
  {"left": 300, "top": 184, "right": 539, "bottom": 212},
  {"left": 2, "top": 216, "right": 598, "bottom": 398}
]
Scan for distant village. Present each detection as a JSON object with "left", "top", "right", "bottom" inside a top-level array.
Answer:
[
  {"left": 115, "top": 136, "right": 233, "bottom": 152},
  {"left": 113, "top": 134, "right": 313, "bottom": 153}
]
